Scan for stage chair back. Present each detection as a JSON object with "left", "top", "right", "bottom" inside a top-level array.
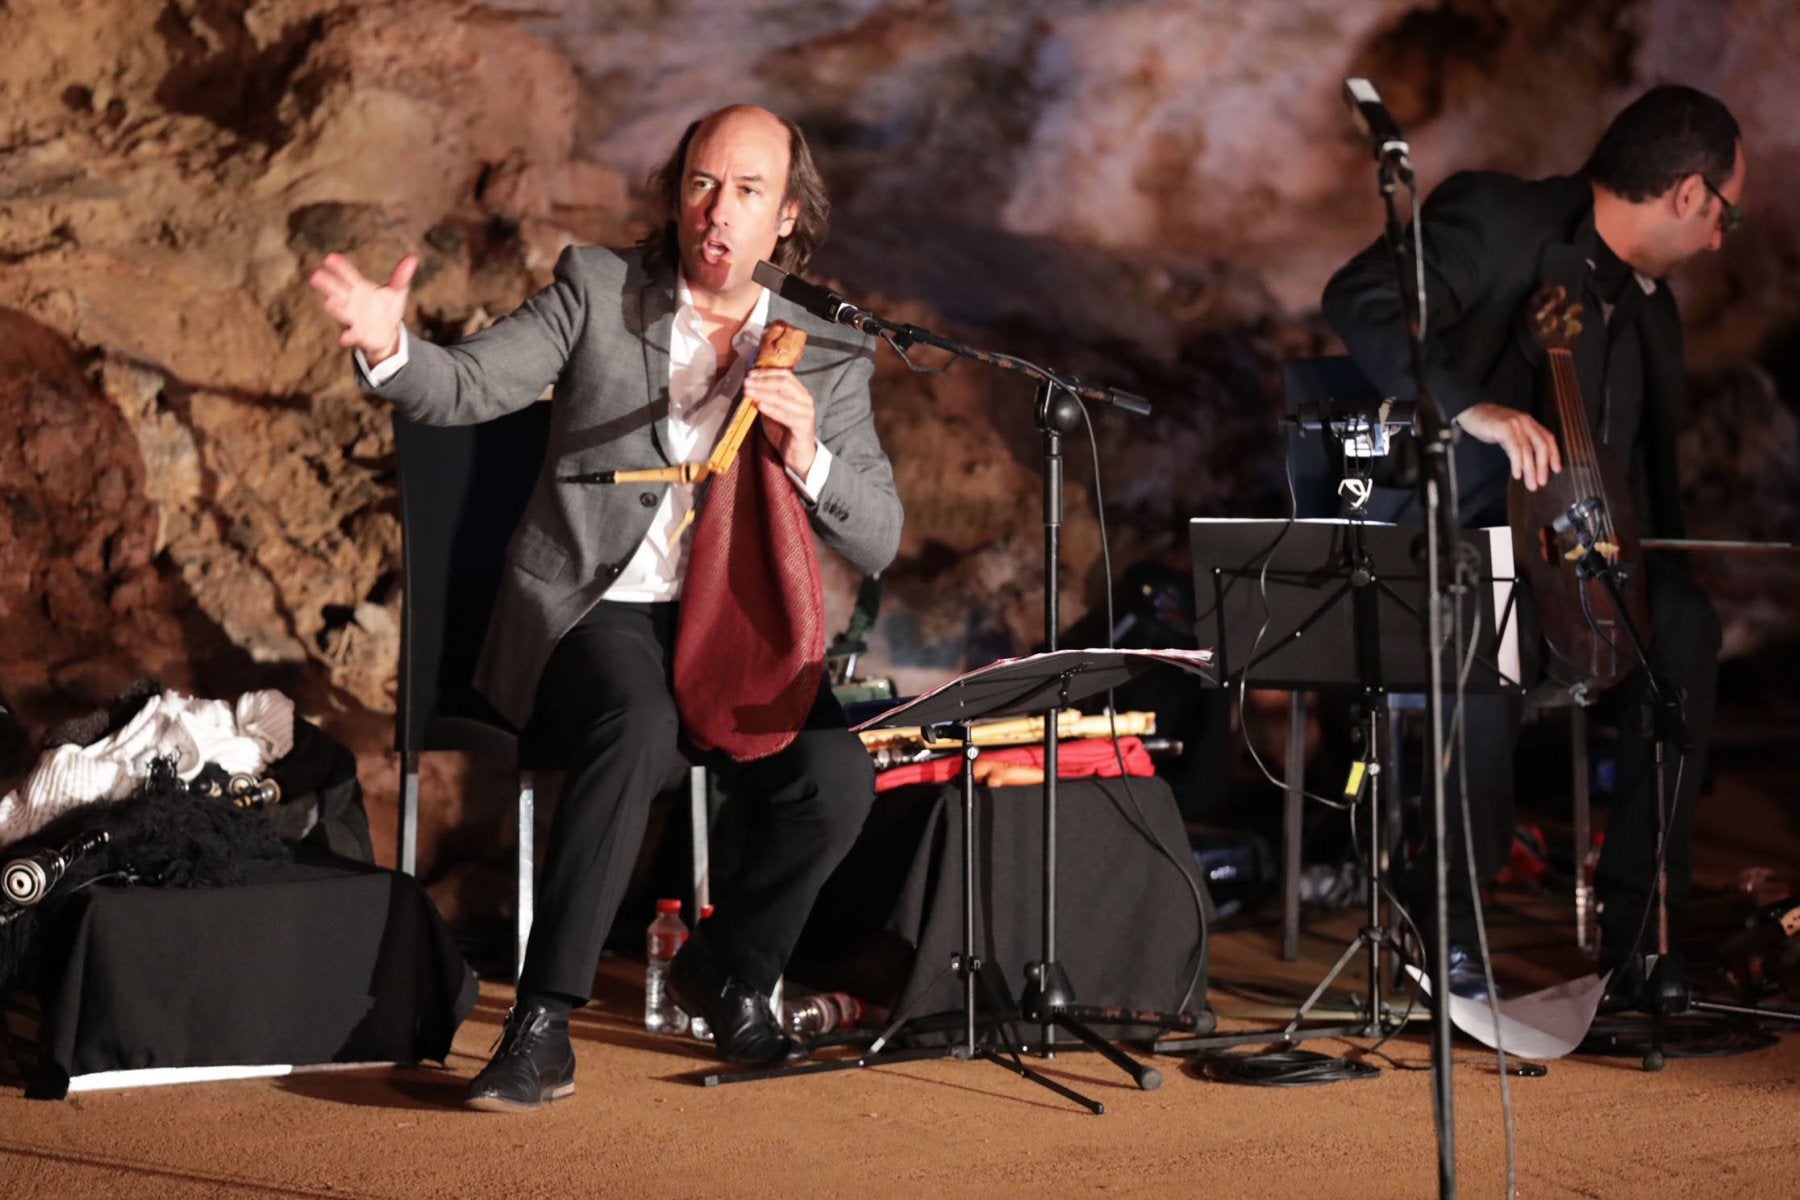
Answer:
[
  {"left": 393, "top": 404, "right": 718, "bottom": 978},
  {"left": 393, "top": 403, "right": 553, "bottom": 980}
]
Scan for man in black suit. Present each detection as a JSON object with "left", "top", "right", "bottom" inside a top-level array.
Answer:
[
  {"left": 311, "top": 105, "right": 903, "bottom": 1109},
  {"left": 1323, "top": 85, "right": 1744, "bottom": 1000}
]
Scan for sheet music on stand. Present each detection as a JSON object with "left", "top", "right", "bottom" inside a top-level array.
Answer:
[
  {"left": 851, "top": 648, "right": 1217, "bottom": 734},
  {"left": 1156, "top": 516, "right": 1527, "bottom": 1070},
  {"left": 1188, "top": 518, "right": 1521, "bottom": 694}
]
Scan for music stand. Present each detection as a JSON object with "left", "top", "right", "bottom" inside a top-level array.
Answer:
[
  {"left": 698, "top": 648, "right": 1214, "bottom": 1111},
  {"left": 1156, "top": 517, "right": 1517, "bottom": 1053}
]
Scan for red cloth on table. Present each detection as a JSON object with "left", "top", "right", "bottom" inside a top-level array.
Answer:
[{"left": 874, "top": 736, "right": 1156, "bottom": 793}]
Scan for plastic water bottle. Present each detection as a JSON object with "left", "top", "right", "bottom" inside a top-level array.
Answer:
[
  {"left": 644, "top": 898, "right": 689, "bottom": 1035},
  {"left": 781, "top": 990, "right": 865, "bottom": 1036},
  {"left": 688, "top": 904, "right": 716, "bottom": 1042}
]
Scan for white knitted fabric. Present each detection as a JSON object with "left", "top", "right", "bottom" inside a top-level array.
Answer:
[{"left": 0, "top": 688, "right": 297, "bottom": 849}]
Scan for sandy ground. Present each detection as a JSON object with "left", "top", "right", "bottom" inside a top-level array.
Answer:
[
  {"left": 2, "top": 699, "right": 1796, "bottom": 1199},
  {"left": 4, "top": 914, "right": 1798, "bottom": 1198}
]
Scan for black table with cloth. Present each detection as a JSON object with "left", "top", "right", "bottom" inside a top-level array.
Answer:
[
  {"left": 13, "top": 851, "right": 477, "bottom": 1098},
  {"left": 790, "top": 774, "right": 1211, "bottom": 1034}
]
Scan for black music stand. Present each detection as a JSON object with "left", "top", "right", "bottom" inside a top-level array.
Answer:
[
  {"left": 698, "top": 648, "right": 1213, "bottom": 1111},
  {"left": 1156, "top": 517, "right": 1517, "bottom": 1054}
]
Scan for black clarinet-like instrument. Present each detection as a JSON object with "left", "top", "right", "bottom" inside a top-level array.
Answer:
[{"left": 2, "top": 829, "right": 112, "bottom": 911}]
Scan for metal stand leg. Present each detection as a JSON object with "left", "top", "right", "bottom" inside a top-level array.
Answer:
[
  {"left": 1643, "top": 739, "right": 1678, "bottom": 1071},
  {"left": 689, "top": 765, "right": 711, "bottom": 917},
  {"left": 398, "top": 752, "right": 421, "bottom": 876},
  {"left": 1283, "top": 691, "right": 1306, "bottom": 961},
  {"left": 1572, "top": 704, "right": 1595, "bottom": 957},
  {"left": 516, "top": 768, "right": 535, "bottom": 985}
]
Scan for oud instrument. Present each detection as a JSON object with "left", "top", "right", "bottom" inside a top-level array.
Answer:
[{"left": 1508, "top": 284, "right": 1654, "bottom": 693}]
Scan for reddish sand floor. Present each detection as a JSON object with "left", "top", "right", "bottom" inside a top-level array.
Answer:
[{"left": 2, "top": 697, "right": 1796, "bottom": 1198}]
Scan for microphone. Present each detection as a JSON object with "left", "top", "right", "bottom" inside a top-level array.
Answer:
[
  {"left": 1287, "top": 395, "right": 1414, "bottom": 461},
  {"left": 1342, "top": 79, "right": 1414, "bottom": 176},
  {"left": 752, "top": 261, "right": 873, "bottom": 332},
  {"left": 755, "top": 260, "right": 1156, "bottom": 417},
  {"left": 1289, "top": 396, "right": 1415, "bottom": 432}
]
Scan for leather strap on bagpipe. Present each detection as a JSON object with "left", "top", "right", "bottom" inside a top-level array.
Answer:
[{"left": 673, "top": 322, "right": 825, "bottom": 761}]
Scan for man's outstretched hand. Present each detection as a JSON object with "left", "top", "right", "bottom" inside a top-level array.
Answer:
[{"left": 308, "top": 253, "right": 418, "bottom": 366}]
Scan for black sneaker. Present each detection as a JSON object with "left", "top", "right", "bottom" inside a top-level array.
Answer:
[{"left": 464, "top": 1002, "right": 576, "bottom": 1112}]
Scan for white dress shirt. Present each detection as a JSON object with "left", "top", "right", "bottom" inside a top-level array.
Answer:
[{"left": 362, "top": 277, "right": 833, "bottom": 602}]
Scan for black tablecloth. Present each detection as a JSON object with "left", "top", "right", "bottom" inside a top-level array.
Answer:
[
  {"left": 794, "top": 775, "right": 1211, "bottom": 1033},
  {"left": 20, "top": 851, "right": 476, "bottom": 1098}
]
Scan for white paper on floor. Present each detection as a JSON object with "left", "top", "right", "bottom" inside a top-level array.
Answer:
[{"left": 1404, "top": 965, "right": 1613, "bottom": 1059}]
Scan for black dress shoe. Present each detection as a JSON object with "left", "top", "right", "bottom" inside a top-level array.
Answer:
[
  {"left": 464, "top": 1002, "right": 576, "bottom": 1112},
  {"left": 668, "top": 943, "right": 800, "bottom": 1066}
]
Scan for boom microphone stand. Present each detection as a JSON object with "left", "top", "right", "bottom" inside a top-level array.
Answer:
[
  {"left": 1352, "top": 88, "right": 1461, "bottom": 1196},
  {"left": 752, "top": 259, "right": 1176, "bottom": 1082},
  {"left": 1016, "top": 379, "right": 1159, "bottom": 1067}
]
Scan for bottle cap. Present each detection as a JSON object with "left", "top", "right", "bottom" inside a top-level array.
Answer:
[
  {"left": 656, "top": 898, "right": 682, "bottom": 914},
  {"left": 701, "top": 905, "right": 715, "bottom": 918}
]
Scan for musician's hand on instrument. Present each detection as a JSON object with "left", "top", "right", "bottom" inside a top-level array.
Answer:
[
  {"left": 308, "top": 252, "right": 418, "bottom": 366},
  {"left": 744, "top": 367, "right": 818, "bottom": 477},
  {"left": 1456, "top": 402, "right": 1562, "bottom": 491}
]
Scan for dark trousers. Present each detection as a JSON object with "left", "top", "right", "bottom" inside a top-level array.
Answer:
[
  {"left": 516, "top": 601, "right": 876, "bottom": 1001},
  {"left": 1405, "top": 557, "right": 1720, "bottom": 955}
]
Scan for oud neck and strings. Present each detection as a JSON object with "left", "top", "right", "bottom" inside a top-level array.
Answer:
[{"left": 1546, "top": 345, "right": 1619, "bottom": 559}]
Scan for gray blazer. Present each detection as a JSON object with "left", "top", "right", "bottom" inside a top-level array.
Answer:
[{"left": 366, "top": 244, "right": 903, "bottom": 730}]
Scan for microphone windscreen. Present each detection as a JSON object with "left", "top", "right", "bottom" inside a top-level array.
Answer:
[{"left": 752, "top": 260, "right": 786, "bottom": 292}]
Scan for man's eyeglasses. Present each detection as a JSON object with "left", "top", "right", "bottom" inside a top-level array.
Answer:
[{"left": 1702, "top": 177, "right": 1743, "bottom": 235}]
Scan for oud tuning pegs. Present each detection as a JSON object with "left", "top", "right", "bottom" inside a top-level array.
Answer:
[
  {"left": 1533, "top": 297, "right": 1558, "bottom": 332},
  {"left": 1527, "top": 283, "right": 1582, "bottom": 348}
]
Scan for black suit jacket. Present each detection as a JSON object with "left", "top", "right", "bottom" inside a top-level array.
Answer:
[{"left": 1321, "top": 170, "right": 1689, "bottom": 539}]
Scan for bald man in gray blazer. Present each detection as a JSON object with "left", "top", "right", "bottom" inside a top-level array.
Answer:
[{"left": 313, "top": 105, "right": 901, "bottom": 1110}]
